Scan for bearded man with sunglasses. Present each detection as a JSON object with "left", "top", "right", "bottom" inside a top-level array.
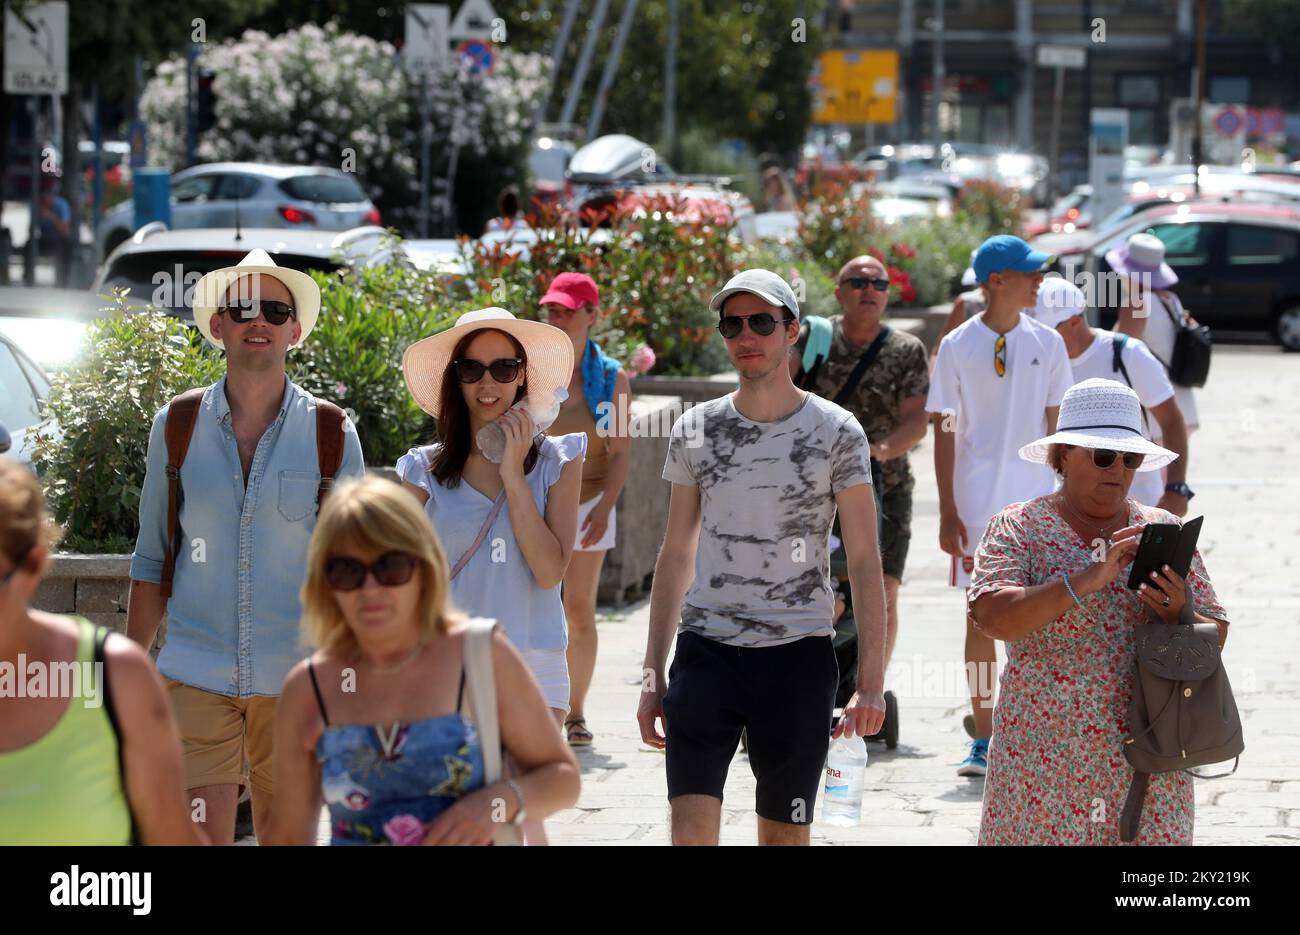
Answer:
[
  {"left": 126, "top": 249, "right": 365, "bottom": 844},
  {"left": 925, "top": 235, "right": 1073, "bottom": 778},
  {"left": 791, "top": 255, "right": 930, "bottom": 713},
  {"left": 639, "top": 269, "right": 888, "bottom": 846}
]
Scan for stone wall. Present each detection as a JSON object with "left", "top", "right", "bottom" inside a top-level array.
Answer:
[{"left": 32, "top": 399, "right": 685, "bottom": 621}]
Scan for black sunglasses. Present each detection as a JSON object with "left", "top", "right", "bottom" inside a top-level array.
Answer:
[
  {"left": 454, "top": 357, "right": 523, "bottom": 384},
  {"left": 839, "top": 276, "right": 890, "bottom": 292},
  {"left": 218, "top": 299, "right": 297, "bottom": 326},
  {"left": 324, "top": 551, "right": 418, "bottom": 592},
  {"left": 1081, "top": 447, "right": 1145, "bottom": 470},
  {"left": 717, "top": 312, "right": 795, "bottom": 339}
]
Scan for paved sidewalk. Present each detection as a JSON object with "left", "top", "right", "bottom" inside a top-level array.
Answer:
[{"left": 547, "top": 345, "right": 1300, "bottom": 845}]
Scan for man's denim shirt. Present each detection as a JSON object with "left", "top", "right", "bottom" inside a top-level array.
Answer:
[{"left": 131, "top": 377, "right": 365, "bottom": 697}]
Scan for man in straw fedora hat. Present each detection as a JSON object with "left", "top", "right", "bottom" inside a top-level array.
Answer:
[{"left": 126, "top": 248, "right": 364, "bottom": 844}]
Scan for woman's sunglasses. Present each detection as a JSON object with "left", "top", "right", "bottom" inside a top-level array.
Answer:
[
  {"left": 839, "top": 276, "right": 890, "bottom": 292},
  {"left": 454, "top": 357, "right": 523, "bottom": 383},
  {"left": 218, "top": 299, "right": 297, "bottom": 325},
  {"left": 324, "top": 551, "right": 418, "bottom": 592},
  {"left": 717, "top": 312, "right": 795, "bottom": 339},
  {"left": 1078, "top": 447, "right": 1145, "bottom": 470}
]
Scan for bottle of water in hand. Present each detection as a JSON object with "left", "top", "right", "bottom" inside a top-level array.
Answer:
[
  {"left": 822, "top": 733, "right": 868, "bottom": 827},
  {"left": 475, "top": 390, "right": 567, "bottom": 465}
]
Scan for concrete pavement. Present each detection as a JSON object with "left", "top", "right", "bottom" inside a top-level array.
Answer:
[{"left": 546, "top": 344, "right": 1300, "bottom": 845}]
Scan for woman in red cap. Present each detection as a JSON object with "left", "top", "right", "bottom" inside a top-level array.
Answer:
[{"left": 541, "top": 273, "right": 633, "bottom": 748}]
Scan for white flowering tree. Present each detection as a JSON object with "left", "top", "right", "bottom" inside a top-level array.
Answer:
[{"left": 141, "top": 23, "right": 548, "bottom": 234}]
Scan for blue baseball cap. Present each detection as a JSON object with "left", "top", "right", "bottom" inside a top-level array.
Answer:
[{"left": 972, "top": 235, "right": 1053, "bottom": 284}]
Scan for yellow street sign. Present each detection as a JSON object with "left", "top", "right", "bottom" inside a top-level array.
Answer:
[{"left": 812, "top": 49, "right": 898, "bottom": 125}]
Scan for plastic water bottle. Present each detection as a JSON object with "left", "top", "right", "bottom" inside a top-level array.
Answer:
[
  {"left": 475, "top": 390, "right": 567, "bottom": 464},
  {"left": 822, "top": 734, "right": 868, "bottom": 826}
]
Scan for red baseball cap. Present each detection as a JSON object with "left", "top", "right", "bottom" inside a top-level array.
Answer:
[{"left": 540, "top": 272, "right": 600, "bottom": 310}]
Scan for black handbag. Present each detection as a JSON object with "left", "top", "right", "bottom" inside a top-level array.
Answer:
[{"left": 1156, "top": 292, "right": 1212, "bottom": 388}]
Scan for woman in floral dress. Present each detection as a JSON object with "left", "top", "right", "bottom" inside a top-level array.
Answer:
[{"left": 968, "top": 379, "right": 1230, "bottom": 845}]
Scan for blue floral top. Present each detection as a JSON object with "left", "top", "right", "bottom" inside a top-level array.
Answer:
[{"left": 309, "top": 663, "right": 486, "bottom": 846}]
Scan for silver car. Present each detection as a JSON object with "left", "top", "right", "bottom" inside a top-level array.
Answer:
[{"left": 94, "top": 163, "right": 380, "bottom": 261}]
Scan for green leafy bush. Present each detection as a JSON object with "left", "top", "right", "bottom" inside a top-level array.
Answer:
[
  {"left": 291, "top": 263, "right": 469, "bottom": 467},
  {"left": 33, "top": 298, "right": 223, "bottom": 553},
  {"left": 954, "top": 179, "right": 1026, "bottom": 239}
]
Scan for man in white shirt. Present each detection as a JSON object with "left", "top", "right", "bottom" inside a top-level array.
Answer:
[
  {"left": 926, "top": 235, "right": 1072, "bottom": 778},
  {"left": 1032, "top": 276, "right": 1193, "bottom": 513}
]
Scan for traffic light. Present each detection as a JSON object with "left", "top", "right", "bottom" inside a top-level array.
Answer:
[{"left": 196, "top": 71, "right": 216, "bottom": 133}]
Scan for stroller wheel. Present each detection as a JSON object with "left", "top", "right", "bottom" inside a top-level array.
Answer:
[{"left": 883, "top": 690, "right": 899, "bottom": 750}]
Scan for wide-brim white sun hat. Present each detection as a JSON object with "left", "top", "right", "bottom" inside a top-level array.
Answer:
[
  {"left": 191, "top": 248, "right": 321, "bottom": 349},
  {"left": 1019, "top": 377, "right": 1177, "bottom": 472},
  {"left": 403, "top": 307, "right": 574, "bottom": 420}
]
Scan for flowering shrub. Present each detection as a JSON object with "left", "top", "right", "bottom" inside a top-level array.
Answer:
[
  {"left": 141, "top": 25, "right": 547, "bottom": 234},
  {"left": 461, "top": 196, "right": 745, "bottom": 376}
]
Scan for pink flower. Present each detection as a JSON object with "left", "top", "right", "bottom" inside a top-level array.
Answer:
[
  {"left": 628, "top": 343, "right": 656, "bottom": 375},
  {"left": 383, "top": 814, "right": 426, "bottom": 846}
]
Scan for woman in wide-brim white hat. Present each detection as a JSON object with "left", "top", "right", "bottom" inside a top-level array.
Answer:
[
  {"left": 963, "top": 377, "right": 1229, "bottom": 846},
  {"left": 396, "top": 308, "right": 586, "bottom": 814}
]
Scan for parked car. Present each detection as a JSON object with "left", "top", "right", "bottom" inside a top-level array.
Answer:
[
  {"left": 565, "top": 134, "right": 756, "bottom": 239},
  {"left": 94, "top": 163, "right": 381, "bottom": 261},
  {"left": 92, "top": 225, "right": 401, "bottom": 318},
  {"left": 0, "top": 286, "right": 100, "bottom": 465},
  {"left": 1052, "top": 202, "right": 1300, "bottom": 350},
  {"left": 528, "top": 125, "right": 581, "bottom": 207},
  {"left": 79, "top": 140, "right": 132, "bottom": 187}
]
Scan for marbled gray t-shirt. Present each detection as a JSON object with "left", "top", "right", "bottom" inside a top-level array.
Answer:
[{"left": 662, "top": 392, "right": 874, "bottom": 647}]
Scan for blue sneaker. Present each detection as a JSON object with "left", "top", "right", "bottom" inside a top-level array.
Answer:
[{"left": 957, "top": 738, "right": 989, "bottom": 777}]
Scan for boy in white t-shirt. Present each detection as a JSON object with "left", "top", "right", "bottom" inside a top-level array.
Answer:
[
  {"left": 925, "top": 235, "right": 1072, "bottom": 778},
  {"left": 1031, "top": 276, "right": 1193, "bottom": 512}
]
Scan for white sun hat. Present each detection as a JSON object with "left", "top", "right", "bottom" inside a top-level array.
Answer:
[
  {"left": 402, "top": 307, "right": 574, "bottom": 420},
  {"left": 1019, "top": 377, "right": 1177, "bottom": 471},
  {"left": 191, "top": 248, "right": 321, "bottom": 349}
]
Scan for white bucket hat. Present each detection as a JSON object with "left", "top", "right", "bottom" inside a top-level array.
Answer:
[
  {"left": 191, "top": 248, "right": 321, "bottom": 349},
  {"left": 402, "top": 307, "right": 573, "bottom": 420},
  {"left": 1019, "top": 377, "right": 1177, "bottom": 471}
]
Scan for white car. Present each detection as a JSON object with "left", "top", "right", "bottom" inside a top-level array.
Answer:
[
  {"left": 92, "top": 225, "right": 402, "bottom": 317},
  {"left": 0, "top": 287, "right": 100, "bottom": 465}
]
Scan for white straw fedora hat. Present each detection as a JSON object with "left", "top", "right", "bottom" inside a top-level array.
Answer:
[
  {"left": 402, "top": 307, "right": 574, "bottom": 420},
  {"left": 191, "top": 248, "right": 321, "bottom": 349},
  {"left": 1019, "top": 377, "right": 1177, "bottom": 471}
]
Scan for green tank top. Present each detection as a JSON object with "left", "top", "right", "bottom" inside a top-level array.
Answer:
[{"left": 0, "top": 617, "right": 132, "bottom": 845}]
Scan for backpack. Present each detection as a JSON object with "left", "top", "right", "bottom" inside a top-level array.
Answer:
[{"left": 158, "top": 387, "right": 346, "bottom": 598}]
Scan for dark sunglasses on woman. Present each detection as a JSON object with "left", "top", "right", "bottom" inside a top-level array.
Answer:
[
  {"left": 839, "top": 276, "right": 890, "bottom": 292},
  {"left": 219, "top": 299, "right": 297, "bottom": 325},
  {"left": 324, "top": 551, "right": 418, "bottom": 591},
  {"left": 717, "top": 312, "right": 795, "bottom": 339},
  {"left": 1086, "top": 448, "right": 1145, "bottom": 470},
  {"left": 454, "top": 357, "right": 523, "bottom": 384}
]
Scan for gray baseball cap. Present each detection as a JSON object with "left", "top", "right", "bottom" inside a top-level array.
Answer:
[{"left": 709, "top": 268, "right": 801, "bottom": 321}]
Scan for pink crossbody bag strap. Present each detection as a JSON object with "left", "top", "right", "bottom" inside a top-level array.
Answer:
[{"left": 450, "top": 490, "right": 508, "bottom": 580}]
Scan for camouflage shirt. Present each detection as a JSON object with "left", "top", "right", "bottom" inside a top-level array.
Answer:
[{"left": 796, "top": 316, "right": 930, "bottom": 496}]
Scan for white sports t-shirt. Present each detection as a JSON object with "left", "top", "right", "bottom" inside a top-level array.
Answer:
[
  {"left": 926, "top": 312, "right": 1074, "bottom": 549},
  {"left": 1067, "top": 329, "right": 1175, "bottom": 507}
]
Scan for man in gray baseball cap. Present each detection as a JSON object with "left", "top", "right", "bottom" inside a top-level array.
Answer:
[{"left": 638, "top": 267, "right": 889, "bottom": 845}]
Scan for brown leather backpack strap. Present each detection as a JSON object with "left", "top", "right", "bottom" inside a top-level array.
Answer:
[
  {"left": 314, "top": 399, "right": 347, "bottom": 511},
  {"left": 159, "top": 388, "right": 206, "bottom": 599},
  {"left": 1119, "top": 771, "right": 1150, "bottom": 842}
]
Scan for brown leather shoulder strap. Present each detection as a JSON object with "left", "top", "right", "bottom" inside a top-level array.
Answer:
[
  {"left": 160, "top": 387, "right": 206, "bottom": 599},
  {"left": 315, "top": 399, "right": 347, "bottom": 511}
]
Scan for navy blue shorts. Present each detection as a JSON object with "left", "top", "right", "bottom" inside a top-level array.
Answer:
[{"left": 662, "top": 631, "right": 838, "bottom": 825}]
